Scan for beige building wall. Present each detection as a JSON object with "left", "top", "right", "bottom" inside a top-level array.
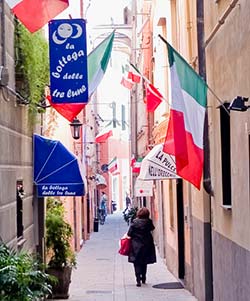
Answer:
[{"left": 205, "top": 1, "right": 250, "bottom": 300}]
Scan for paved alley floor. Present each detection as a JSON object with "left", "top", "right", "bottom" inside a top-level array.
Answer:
[{"left": 60, "top": 212, "right": 197, "bottom": 301}]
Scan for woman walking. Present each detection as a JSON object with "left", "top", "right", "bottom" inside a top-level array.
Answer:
[{"left": 127, "top": 207, "right": 156, "bottom": 287}]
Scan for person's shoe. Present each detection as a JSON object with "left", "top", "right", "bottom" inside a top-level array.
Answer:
[
  {"left": 136, "top": 276, "right": 141, "bottom": 287},
  {"left": 141, "top": 276, "right": 146, "bottom": 284}
]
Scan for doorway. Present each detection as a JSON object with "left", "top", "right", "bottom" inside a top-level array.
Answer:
[{"left": 177, "top": 179, "right": 185, "bottom": 279}]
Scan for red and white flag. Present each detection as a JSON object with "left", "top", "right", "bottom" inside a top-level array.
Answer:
[
  {"left": 6, "top": 0, "right": 69, "bottom": 33},
  {"left": 145, "top": 82, "right": 164, "bottom": 112},
  {"left": 120, "top": 64, "right": 134, "bottom": 90},
  {"left": 127, "top": 65, "right": 141, "bottom": 83},
  {"left": 128, "top": 71, "right": 141, "bottom": 83},
  {"left": 120, "top": 76, "right": 133, "bottom": 90},
  {"left": 95, "top": 128, "right": 113, "bottom": 143}
]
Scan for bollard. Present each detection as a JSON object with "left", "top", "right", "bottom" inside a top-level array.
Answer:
[{"left": 93, "top": 218, "right": 99, "bottom": 232}]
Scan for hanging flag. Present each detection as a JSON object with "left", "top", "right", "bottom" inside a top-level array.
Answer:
[
  {"left": 48, "top": 31, "right": 114, "bottom": 121},
  {"left": 120, "top": 76, "right": 133, "bottom": 89},
  {"left": 130, "top": 154, "right": 136, "bottom": 167},
  {"left": 120, "top": 64, "right": 134, "bottom": 90},
  {"left": 160, "top": 35, "right": 207, "bottom": 189},
  {"left": 145, "top": 82, "right": 164, "bottom": 112},
  {"left": 88, "top": 31, "right": 115, "bottom": 98},
  {"left": 95, "top": 128, "right": 113, "bottom": 143},
  {"left": 127, "top": 64, "right": 141, "bottom": 83},
  {"left": 132, "top": 158, "right": 143, "bottom": 173},
  {"left": 49, "top": 19, "right": 88, "bottom": 104},
  {"left": 108, "top": 157, "right": 118, "bottom": 174},
  {"left": 6, "top": 0, "right": 69, "bottom": 33},
  {"left": 46, "top": 96, "right": 86, "bottom": 122}
]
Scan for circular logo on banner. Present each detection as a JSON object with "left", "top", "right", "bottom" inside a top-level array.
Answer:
[{"left": 101, "top": 164, "right": 109, "bottom": 173}]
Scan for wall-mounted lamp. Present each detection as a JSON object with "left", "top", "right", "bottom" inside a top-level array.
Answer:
[
  {"left": 229, "top": 96, "right": 250, "bottom": 112},
  {"left": 70, "top": 118, "right": 82, "bottom": 140}
]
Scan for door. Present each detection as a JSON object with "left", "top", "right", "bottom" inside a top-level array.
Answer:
[{"left": 177, "top": 179, "right": 185, "bottom": 279}]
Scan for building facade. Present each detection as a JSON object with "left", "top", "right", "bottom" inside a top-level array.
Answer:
[
  {"left": 0, "top": 3, "right": 38, "bottom": 251},
  {"left": 131, "top": 0, "right": 250, "bottom": 300}
]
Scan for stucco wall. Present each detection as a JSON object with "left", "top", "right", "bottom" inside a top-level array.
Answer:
[
  {"left": 0, "top": 6, "right": 36, "bottom": 249},
  {"left": 205, "top": 0, "right": 250, "bottom": 251}
]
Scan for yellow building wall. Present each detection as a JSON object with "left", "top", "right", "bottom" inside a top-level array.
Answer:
[{"left": 205, "top": 0, "right": 250, "bottom": 251}]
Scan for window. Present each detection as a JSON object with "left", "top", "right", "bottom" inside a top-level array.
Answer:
[
  {"left": 16, "top": 180, "right": 24, "bottom": 238},
  {"left": 220, "top": 104, "right": 231, "bottom": 206}
]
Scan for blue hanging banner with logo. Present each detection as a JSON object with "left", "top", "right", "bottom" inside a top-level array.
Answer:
[{"left": 49, "top": 19, "right": 88, "bottom": 104}]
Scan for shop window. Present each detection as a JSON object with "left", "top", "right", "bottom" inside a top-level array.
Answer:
[{"left": 220, "top": 104, "right": 231, "bottom": 207}]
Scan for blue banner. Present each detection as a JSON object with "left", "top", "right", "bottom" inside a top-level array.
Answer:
[{"left": 49, "top": 19, "right": 88, "bottom": 104}]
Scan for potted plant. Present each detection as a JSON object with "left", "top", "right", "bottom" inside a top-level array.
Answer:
[
  {"left": 0, "top": 242, "right": 52, "bottom": 300},
  {"left": 45, "top": 197, "right": 76, "bottom": 299}
]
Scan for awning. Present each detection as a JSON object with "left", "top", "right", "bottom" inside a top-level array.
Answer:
[
  {"left": 134, "top": 178, "right": 153, "bottom": 197},
  {"left": 138, "top": 144, "right": 179, "bottom": 181},
  {"left": 33, "top": 134, "right": 85, "bottom": 197}
]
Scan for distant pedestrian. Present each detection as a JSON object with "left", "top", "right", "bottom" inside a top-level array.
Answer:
[
  {"left": 99, "top": 192, "right": 108, "bottom": 222},
  {"left": 127, "top": 207, "right": 156, "bottom": 287},
  {"left": 123, "top": 192, "right": 132, "bottom": 213}
]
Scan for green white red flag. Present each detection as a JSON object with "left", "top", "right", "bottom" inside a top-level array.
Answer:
[
  {"left": 6, "top": 0, "right": 69, "bottom": 33},
  {"left": 108, "top": 157, "right": 118, "bottom": 174},
  {"left": 160, "top": 36, "right": 207, "bottom": 189},
  {"left": 132, "top": 158, "right": 143, "bottom": 173},
  {"left": 88, "top": 31, "right": 115, "bottom": 97}
]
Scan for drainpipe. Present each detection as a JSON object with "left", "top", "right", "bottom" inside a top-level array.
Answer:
[
  {"left": 1, "top": 0, "right": 6, "bottom": 66},
  {"left": 197, "top": 1, "right": 213, "bottom": 301},
  {"left": 131, "top": 0, "right": 137, "bottom": 199}
]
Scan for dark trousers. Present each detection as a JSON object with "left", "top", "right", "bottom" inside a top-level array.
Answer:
[{"left": 133, "top": 263, "right": 147, "bottom": 282}]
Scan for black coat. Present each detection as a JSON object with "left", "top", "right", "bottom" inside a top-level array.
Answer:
[{"left": 127, "top": 218, "right": 156, "bottom": 264}]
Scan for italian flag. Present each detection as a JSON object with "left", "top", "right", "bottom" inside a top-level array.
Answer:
[
  {"left": 6, "top": 0, "right": 69, "bottom": 33},
  {"left": 132, "top": 158, "right": 143, "bottom": 173},
  {"left": 162, "top": 37, "right": 207, "bottom": 189},
  {"left": 88, "top": 31, "right": 115, "bottom": 98},
  {"left": 108, "top": 157, "right": 118, "bottom": 174}
]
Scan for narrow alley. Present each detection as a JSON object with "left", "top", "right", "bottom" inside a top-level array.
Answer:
[{"left": 59, "top": 212, "right": 197, "bottom": 301}]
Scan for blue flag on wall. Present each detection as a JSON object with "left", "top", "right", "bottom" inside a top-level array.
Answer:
[{"left": 49, "top": 19, "right": 88, "bottom": 104}]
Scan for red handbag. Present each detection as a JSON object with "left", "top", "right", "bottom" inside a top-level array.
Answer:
[{"left": 118, "top": 237, "right": 131, "bottom": 256}]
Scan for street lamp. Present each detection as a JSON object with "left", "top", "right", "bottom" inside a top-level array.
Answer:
[{"left": 70, "top": 118, "right": 82, "bottom": 140}]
